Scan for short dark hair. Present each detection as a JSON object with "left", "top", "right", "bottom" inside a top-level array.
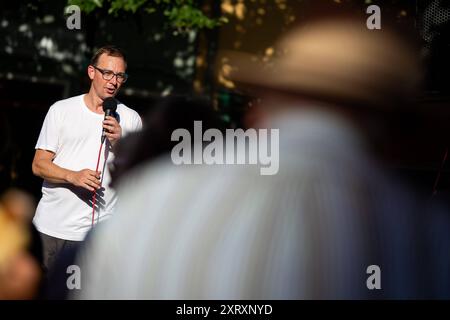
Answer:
[{"left": 90, "top": 45, "right": 127, "bottom": 68}]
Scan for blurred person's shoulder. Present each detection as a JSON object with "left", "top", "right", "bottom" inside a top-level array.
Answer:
[{"left": 117, "top": 155, "right": 261, "bottom": 191}]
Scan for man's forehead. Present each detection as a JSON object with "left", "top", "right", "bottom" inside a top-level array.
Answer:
[{"left": 97, "top": 53, "right": 126, "bottom": 69}]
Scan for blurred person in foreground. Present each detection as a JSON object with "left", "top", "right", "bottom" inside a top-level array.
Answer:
[
  {"left": 1, "top": 114, "right": 43, "bottom": 299},
  {"left": 0, "top": 189, "right": 42, "bottom": 299},
  {"left": 75, "top": 18, "right": 450, "bottom": 299}
]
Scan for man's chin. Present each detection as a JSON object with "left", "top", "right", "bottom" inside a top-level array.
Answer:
[{"left": 102, "top": 92, "right": 116, "bottom": 99}]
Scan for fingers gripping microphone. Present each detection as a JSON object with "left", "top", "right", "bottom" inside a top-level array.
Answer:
[{"left": 101, "top": 97, "right": 117, "bottom": 143}]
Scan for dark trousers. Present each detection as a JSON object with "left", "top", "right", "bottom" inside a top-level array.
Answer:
[{"left": 39, "top": 232, "right": 81, "bottom": 273}]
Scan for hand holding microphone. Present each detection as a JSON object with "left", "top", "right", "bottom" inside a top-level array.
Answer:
[
  {"left": 90, "top": 97, "right": 120, "bottom": 226},
  {"left": 101, "top": 97, "right": 122, "bottom": 145}
]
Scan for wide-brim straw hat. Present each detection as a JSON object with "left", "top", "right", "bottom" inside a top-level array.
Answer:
[{"left": 226, "top": 18, "right": 422, "bottom": 109}]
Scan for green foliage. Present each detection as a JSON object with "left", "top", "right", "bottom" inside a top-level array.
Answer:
[
  {"left": 109, "top": 0, "right": 149, "bottom": 14},
  {"left": 68, "top": 0, "right": 104, "bottom": 14},
  {"left": 67, "top": 0, "right": 227, "bottom": 31}
]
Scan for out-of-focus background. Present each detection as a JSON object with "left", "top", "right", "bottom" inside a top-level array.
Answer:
[{"left": 0, "top": 0, "right": 449, "bottom": 202}]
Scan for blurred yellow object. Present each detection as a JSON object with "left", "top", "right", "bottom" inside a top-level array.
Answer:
[
  {"left": 1, "top": 189, "right": 35, "bottom": 224},
  {"left": 0, "top": 204, "right": 29, "bottom": 273},
  {"left": 0, "top": 195, "right": 41, "bottom": 300}
]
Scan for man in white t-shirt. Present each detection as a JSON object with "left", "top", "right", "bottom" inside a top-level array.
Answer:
[{"left": 31, "top": 45, "right": 142, "bottom": 271}]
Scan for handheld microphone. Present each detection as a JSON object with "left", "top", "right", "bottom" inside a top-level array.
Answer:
[{"left": 101, "top": 97, "right": 117, "bottom": 143}]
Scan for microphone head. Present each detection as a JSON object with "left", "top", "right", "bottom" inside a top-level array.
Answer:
[{"left": 102, "top": 97, "right": 117, "bottom": 113}]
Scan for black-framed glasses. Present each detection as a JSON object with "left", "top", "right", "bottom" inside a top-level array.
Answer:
[{"left": 92, "top": 65, "right": 128, "bottom": 83}]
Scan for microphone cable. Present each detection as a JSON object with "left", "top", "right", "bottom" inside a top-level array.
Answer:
[
  {"left": 91, "top": 139, "right": 105, "bottom": 227},
  {"left": 91, "top": 97, "right": 117, "bottom": 226}
]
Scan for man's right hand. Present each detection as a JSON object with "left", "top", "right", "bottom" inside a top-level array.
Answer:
[
  {"left": 32, "top": 150, "right": 102, "bottom": 191},
  {"left": 66, "top": 170, "right": 101, "bottom": 192}
]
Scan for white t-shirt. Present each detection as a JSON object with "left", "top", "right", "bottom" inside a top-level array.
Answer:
[{"left": 33, "top": 94, "right": 142, "bottom": 241}]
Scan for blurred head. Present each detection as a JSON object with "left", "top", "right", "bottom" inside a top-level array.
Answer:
[
  {"left": 110, "top": 95, "right": 225, "bottom": 188},
  {"left": 1, "top": 189, "right": 35, "bottom": 224},
  {"left": 88, "top": 46, "right": 128, "bottom": 100}
]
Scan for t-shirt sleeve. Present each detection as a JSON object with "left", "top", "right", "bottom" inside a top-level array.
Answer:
[
  {"left": 35, "top": 104, "right": 60, "bottom": 153},
  {"left": 134, "top": 113, "right": 143, "bottom": 131},
  {"left": 126, "top": 110, "right": 142, "bottom": 133}
]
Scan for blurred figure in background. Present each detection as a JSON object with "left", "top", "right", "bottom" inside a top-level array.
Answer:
[{"left": 75, "top": 17, "right": 450, "bottom": 299}]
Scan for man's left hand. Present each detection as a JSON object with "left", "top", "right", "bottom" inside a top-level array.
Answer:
[{"left": 103, "top": 116, "right": 122, "bottom": 146}]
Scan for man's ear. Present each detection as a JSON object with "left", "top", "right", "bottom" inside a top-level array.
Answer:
[{"left": 87, "top": 65, "right": 95, "bottom": 80}]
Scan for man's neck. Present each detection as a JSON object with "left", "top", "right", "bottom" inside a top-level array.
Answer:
[{"left": 84, "top": 90, "right": 104, "bottom": 114}]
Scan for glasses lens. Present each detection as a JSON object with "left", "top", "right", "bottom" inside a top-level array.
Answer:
[
  {"left": 102, "top": 70, "right": 114, "bottom": 81},
  {"left": 95, "top": 66, "right": 127, "bottom": 83},
  {"left": 118, "top": 74, "right": 128, "bottom": 83}
]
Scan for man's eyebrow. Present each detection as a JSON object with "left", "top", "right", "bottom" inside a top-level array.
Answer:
[{"left": 99, "top": 67, "right": 126, "bottom": 74}]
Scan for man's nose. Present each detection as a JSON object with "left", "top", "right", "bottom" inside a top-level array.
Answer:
[{"left": 109, "top": 75, "right": 118, "bottom": 86}]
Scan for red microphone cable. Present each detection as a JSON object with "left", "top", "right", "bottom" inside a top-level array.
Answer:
[
  {"left": 91, "top": 139, "right": 105, "bottom": 226},
  {"left": 91, "top": 97, "right": 117, "bottom": 226}
]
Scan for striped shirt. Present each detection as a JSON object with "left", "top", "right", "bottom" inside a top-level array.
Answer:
[{"left": 75, "top": 109, "right": 450, "bottom": 299}]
